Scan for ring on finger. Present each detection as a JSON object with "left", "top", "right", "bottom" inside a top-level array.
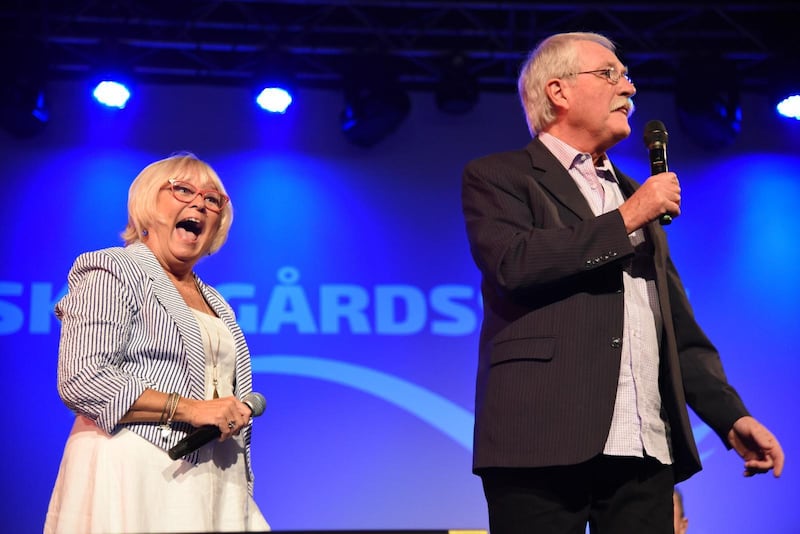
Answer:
[{"left": 227, "top": 420, "right": 235, "bottom": 430}]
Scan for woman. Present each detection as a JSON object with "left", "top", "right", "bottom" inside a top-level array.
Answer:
[{"left": 44, "top": 153, "right": 270, "bottom": 533}]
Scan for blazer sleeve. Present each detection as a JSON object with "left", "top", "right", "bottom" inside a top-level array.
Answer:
[
  {"left": 55, "top": 249, "right": 149, "bottom": 434},
  {"left": 462, "top": 151, "right": 634, "bottom": 296}
]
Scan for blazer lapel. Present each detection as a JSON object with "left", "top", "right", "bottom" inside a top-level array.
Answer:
[
  {"left": 127, "top": 242, "right": 206, "bottom": 400},
  {"left": 525, "top": 138, "right": 596, "bottom": 221}
]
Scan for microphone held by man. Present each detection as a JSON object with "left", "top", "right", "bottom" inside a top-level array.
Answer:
[{"left": 643, "top": 119, "right": 677, "bottom": 226}]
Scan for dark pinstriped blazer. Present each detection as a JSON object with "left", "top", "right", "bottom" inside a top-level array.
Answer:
[
  {"left": 56, "top": 242, "right": 257, "bottom": 488},
  {"left": 462, "top": 137, "right": 749, "bottom": 482}
]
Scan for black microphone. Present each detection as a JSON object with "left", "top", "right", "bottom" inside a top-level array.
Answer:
[
  {"left": 167, "top": 392, "right": 266, "bottom": 460},
  {"left": 643, "top": 119, "right": 673, "bottom": 225}
]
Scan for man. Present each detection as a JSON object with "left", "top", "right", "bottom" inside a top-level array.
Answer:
[
  {"left": 673, "top": 488, "right": 689, "bottom": 534},
  {"left": 461, "top": 32, "right": 783, "bottom": 534}
]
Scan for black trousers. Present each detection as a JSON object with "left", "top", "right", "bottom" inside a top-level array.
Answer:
[{"left": 480, "top": 455, "right": 674, "bottom": 534}]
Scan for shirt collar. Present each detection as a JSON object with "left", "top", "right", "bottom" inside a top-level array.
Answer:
[{"left": 538, "top": 132, "right": 617, "bottom": 182}]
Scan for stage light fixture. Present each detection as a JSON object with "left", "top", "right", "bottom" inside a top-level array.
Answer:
[
  {"left": 776, "top": 95, "right": 800, "bottom": 120},
  {"left": 0, "top": 42, "right": 49, "bottom": 138},
  {"left": 92, "top": 80, "right": 132, "bottom": 109},
  {"left": 675, "top": 57, "right": 742, "bottom": 150},
  {"left": 435, "top": 53, "right": 479, "bottom": 115},
  {"left": 0, "top": 74, "right": 49, "bottom": 138},
  {"left": 255, "top": 86, "right": 293, "bottom": 114},
  {"left": 339, "top": 56, "right": 410, "bottom": 148},
  {"left": 88, "top": 39, "right": 134, "bottom": 110},
  {"left": 252, "top": 52, "right": 296, "bottom": 114},
  {"left": 770, "top": 60, "right": 800, "bottom": 121}
]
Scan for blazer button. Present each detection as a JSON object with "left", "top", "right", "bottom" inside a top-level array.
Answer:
[{"left": 610, "top": 337, "right": 622, "bottom": 348}]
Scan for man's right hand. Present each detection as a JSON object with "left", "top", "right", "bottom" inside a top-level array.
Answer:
[{"left": 618, "top": 171, "right": 681, "bottom": 233}]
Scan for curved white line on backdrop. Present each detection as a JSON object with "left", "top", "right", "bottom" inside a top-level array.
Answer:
[
  {"left": 692, "top": 422, "right": 717, "bottom": 461},
  {"left": 251, "top": 355, "right": 474, "bottom": 450}
]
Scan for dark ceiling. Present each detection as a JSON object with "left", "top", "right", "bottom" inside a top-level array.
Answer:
[{"left": 2, "top": 1, "right": 799, "bottom": 94}]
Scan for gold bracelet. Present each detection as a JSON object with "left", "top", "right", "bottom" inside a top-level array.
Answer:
[
  {"left": 158, "top": 393, "right": 172, "bottom": 425},
  {"left": 166, "top": 393, "right": 180, "bottom": 424},
  {"left": 160, "top": 393, "right": 180, "bottom": 440}
]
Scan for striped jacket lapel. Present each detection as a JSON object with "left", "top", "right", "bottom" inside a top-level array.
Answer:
[{"left": 126, "top": 242, "right": 206, "bottom": 400}]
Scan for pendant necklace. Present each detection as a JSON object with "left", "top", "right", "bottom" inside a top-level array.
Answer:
[
  {"left": 195, "top": 280, "right": 221, "bottom": 399},
  {"left": 200, "top": 316, "right": 221, "bottom": 398}
]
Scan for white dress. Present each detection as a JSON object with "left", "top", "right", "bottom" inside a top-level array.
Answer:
[{"left": 44, "top": 309, "right": 270, "bottom": 533}]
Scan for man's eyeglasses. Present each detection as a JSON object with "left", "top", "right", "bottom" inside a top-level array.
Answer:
[
  {"left": 573, "top": 67, "right": 632, "bottom": 85},
  {"left": 165, "top": 179, "right": 229, "bottom": 213}
]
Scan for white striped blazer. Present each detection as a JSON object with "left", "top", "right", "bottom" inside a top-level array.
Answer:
[{"left": 55, "top": 241, "right": 257, "bottom": 488}]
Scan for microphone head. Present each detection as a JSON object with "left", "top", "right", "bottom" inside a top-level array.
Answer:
[
  {"left": 644, "top": 119, "right": 668, "bottom": 148},
  {"left": 242, "top": 392, "right": 267, "bottom": 417}
]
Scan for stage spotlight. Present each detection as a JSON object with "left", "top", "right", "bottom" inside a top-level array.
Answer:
[
  {"left": 770, "top": 62, "right": 800, "bottom": 121},
  {"left": 255, "top": 86, "right": 293, "bottom": 114},
  {"left": 92, "top": 80, "right": 132, "bottom": 109},
  {"left": 0, "top": 42, "right": 49, "bottom": 138},
  {"left": 252, "top": 52, "right": 296, "bottom": 114},
  {"left": 435, "top": 53, "right": 479, "bottom": 115},
  {"left": 0, "top": 74, "right": 49, "bottom": 138},
  {"left": 339, "top": 57, "right": 410, "bottom": 148},
  {"left": 88, "top": 39, "right": 133, "bottom": 109},
  {"left": 340, "top": 84, "right": 410, "bottom": 148},
  {"left": 776, "top": 95, "right": 800, "bottom": 120},
  {"left": 675, "top": 57, "right": 741, "bottom": 150}
]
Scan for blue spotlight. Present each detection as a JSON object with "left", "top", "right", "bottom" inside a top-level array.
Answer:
[
  {"left": 776, "top": 94, "right": 800, "bottom": 120},
  {"left": 92, "top": 80, "right": 131, "bottom": 109},
  {"left": 769, "top": 57, "right": 800, "bottom": 121},
  {"left": 255, "top": 86, "right": 293, "bottom": 114}
]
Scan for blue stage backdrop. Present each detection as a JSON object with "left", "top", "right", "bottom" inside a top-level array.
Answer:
[{"left": 1, "top": 81, "right": 798, "bottom": 533}]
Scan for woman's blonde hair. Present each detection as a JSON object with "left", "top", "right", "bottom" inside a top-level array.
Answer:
[{"left": 121, "top": 152, "right": 233, "bottom": 254}]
